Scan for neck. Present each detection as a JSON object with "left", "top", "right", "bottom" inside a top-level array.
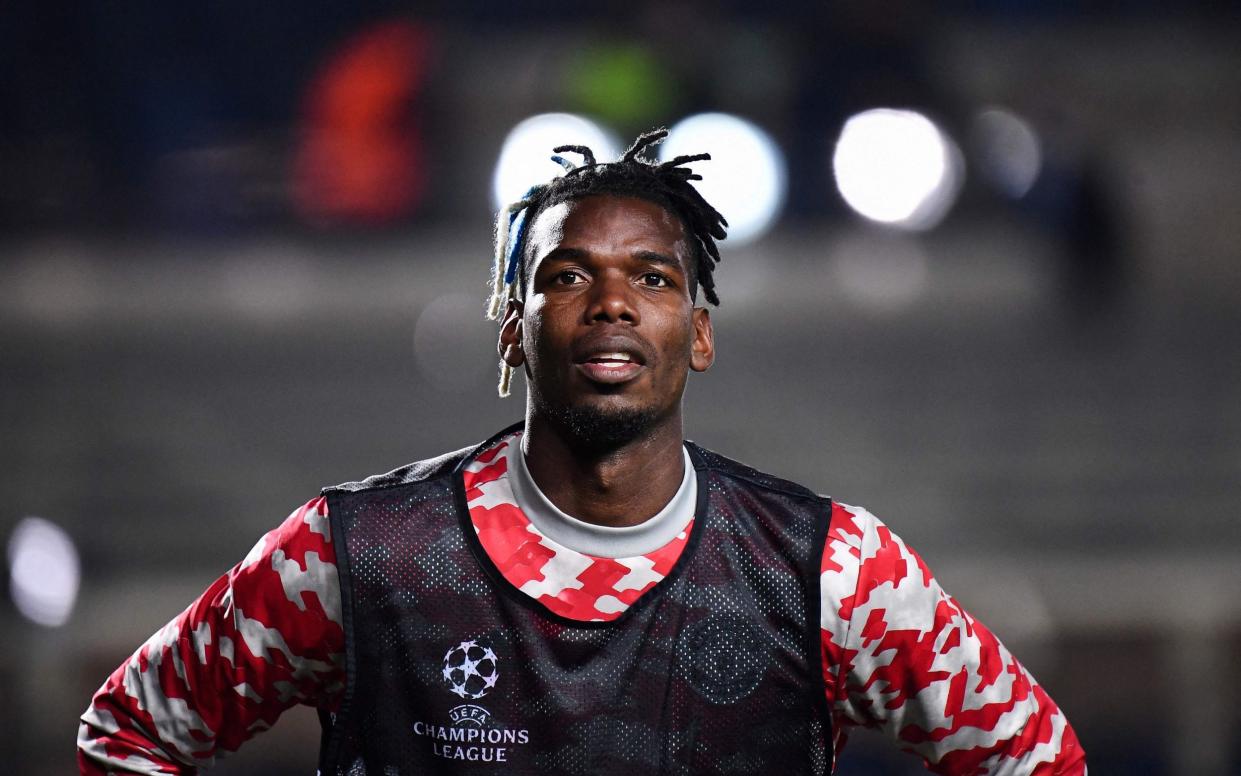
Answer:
[{"left": 521, "top": 408, "right": 687, "bottom": 529}]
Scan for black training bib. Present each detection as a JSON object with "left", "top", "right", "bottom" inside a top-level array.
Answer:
[{"left": 319, "top": 424, "right": 834, "bottom": 775}]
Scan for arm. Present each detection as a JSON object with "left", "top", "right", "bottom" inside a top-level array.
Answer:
[
  {"left": 77, "top": 497, "right": 345, "bottom": 774},
  {"left": 819, "top": 502, "right": 1086, "bottom": 774}
]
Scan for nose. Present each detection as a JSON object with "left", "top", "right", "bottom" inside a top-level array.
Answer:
[{"left": 585, "top": 272, "right": 639, "bottom": 325}]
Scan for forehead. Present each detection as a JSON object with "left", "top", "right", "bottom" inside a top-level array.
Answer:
[{"left": 524, "top": 195, "right": 692, "bottom": 271}]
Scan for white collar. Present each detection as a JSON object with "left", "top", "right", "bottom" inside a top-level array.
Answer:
[{"left": 504, "top": 437, "right": 697, "bottom": 559}]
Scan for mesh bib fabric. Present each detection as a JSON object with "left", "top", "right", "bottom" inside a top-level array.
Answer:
[{"left": 319, "top": 426, "right": 833, "bottom": 775}]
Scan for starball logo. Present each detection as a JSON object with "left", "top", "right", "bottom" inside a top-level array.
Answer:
[
  {"left": 442, "top": 640, "right": 499, "bottom": 700},
  {"left": 412, "top": 639, "right": 530, "bottom": 763}
]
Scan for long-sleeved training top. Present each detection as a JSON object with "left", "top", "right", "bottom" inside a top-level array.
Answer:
[{"left": 79, "top": 431, "right": 1086, "bottom": 774}]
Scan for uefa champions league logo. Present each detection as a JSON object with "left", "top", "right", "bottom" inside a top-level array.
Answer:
[
  {"left": 441, "top": 639, "right": 500, "bottom": 700},
  {"left": 415, "top": 638, "right": 529, "bottom": 762}
]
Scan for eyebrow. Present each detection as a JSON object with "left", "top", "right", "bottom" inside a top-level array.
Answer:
[
  {"left": 537, "top": 247, "right": 586, "bottom": 265},
  {"left": 536, "top": 247, "right": 687, "bottom": 274},
  {"left": 633, "top": 250, "right": 686, "bottom": 273}
]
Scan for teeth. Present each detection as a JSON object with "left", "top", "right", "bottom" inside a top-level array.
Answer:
[{"left": 593, "top": 352, "right": 631, "bottom": 362}]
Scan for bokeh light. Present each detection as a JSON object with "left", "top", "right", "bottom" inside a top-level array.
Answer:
[
  {"left": 7, "top": 516, "right": 80, "bottom": 627},
  {"left": 970, "top": 106, "right": 1043, "bottom": 199},
  {"left": 661, "top": 113, "right": 786, "bottom": 245},
  {"left": 493, "top": 113, "right": 619, "bottom": 211},
  {"left": 413, "top": 292, "right": 501, "bottom": 391},
  {"left": 832, "top": 108, "right": 963, "bottom": 231},
  {"left": 564, "top": 43, "right": 674, "bottom": 132},
  {"left": 292, "top": 21, "right": 432, "bottom": 224}
]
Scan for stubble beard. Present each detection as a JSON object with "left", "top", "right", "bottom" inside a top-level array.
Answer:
[{"left": 533, "top": 393, "right": 664, "bottom": 455}]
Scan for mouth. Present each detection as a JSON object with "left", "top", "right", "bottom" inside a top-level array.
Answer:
[{"left": 572, "top": 343, "right": 647, "bottom": 385}]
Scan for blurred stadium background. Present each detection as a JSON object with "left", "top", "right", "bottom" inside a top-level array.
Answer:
[{"left": 2, "top": 2, "right": 1240, "bottom": 773}]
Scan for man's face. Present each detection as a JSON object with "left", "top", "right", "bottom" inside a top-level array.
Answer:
[{"left": 498, "top": 194, "right": 714, "bottom": 444}]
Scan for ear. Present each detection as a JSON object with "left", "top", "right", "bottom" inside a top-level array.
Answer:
[
  {"left": 690, "top": 307, "right": 714, "bottom": 372},
  {"left": 498, "top": 299, "right": 525, "bottom": 368}
]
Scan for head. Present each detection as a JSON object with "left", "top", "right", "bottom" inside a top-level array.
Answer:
[{"left": 487, "top": 129, "right": 728, "bottom": 450}]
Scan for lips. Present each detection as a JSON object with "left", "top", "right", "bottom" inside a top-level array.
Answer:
[
  {"left": 575, "top": 360, "right": 643, "bottom": 384},
  {"left": 571, "top": 336, "right": 649, "bottom": 385}
]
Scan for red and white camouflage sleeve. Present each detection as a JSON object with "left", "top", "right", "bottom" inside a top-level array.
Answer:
[
  {"left": 77, "top": 496, "right": 345, "bottom": 775},
  {"left": 819, "top": 502, "right": 1087, "bottom": 774}
]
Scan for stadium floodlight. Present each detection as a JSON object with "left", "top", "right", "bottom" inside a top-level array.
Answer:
[
  {"left": 492, "top": 113, "right": 619, "bottom": 211},
  {"left": 832, "top": 108, "right": 963, "bottom": 231},
  {"left": 8, "top": 516, "right": 80, "bottom": 627},
  {"left": 661, "top": 113, "right": 787, "bottom": 245}
]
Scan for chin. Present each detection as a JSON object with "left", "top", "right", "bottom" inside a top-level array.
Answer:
[{"left": 537, "top": 393, "right": 663, "bottom": 452}]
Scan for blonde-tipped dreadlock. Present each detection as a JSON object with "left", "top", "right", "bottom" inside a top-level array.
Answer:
[
  {"left": 487, "top": 199, "right": 533, "bottom": 321},
  {"left": 486, "top": 128, "right": 729, "bottom": 397}
]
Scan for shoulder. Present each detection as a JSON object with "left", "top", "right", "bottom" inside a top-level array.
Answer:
[
  {"left": 820, "top": 502, "right": 879, "bottom": 579},
  {"left": 822, "top": 501, "right": 921, "bottom": 577},
  {"left": 324, "top": 425, "right": 523, "bottom": 495},
  {"left": 686, "top": 441, "right": 826, "bottom": 503},
  {"left": 821, "top": 502, "right": 926, "bottom": 616},
  {"left": 825, "top": 501, "right": 885, "bottom": 550},
  {"left": 220, "top": 496, "right": 336, "bottom": 584},
  {"left": 322, "top": 446, "right": 474, "bottom": 494}
]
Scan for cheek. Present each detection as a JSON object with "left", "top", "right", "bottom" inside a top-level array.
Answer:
[
  {"left": 518, "top": 299, "right": 543, "bottom": 347},
  {"left": 521, "top": 321, "right": 543, "bottom": 367},
  {"left": 519, "top": 303, "right": 559, "bottom": 366},
  {"left": 652, "top": 315, "right": 696, "bottom": 374}
]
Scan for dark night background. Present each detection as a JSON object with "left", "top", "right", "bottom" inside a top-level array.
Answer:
[{"left": 2, "top": 2, "right": 1240, "bottom": 773}]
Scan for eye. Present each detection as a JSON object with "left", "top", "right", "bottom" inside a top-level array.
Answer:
[
  {"left": 553, "top": 269, "right": 585, "bottom": 285},
  {"left": 640, "top": 272, "right": 672, "bottom": 288}
]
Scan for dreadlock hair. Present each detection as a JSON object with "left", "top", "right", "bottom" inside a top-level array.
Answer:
[{"left": 486, "top": 127, "right": 729, "bottom": 397}]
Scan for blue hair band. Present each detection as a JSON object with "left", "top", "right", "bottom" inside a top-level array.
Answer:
[
  {"left": 503, "top": 207, "right": 529, "bottom": 285},
  {"left": 503, "top": 186, "right": 542, "bottom": 286}
]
